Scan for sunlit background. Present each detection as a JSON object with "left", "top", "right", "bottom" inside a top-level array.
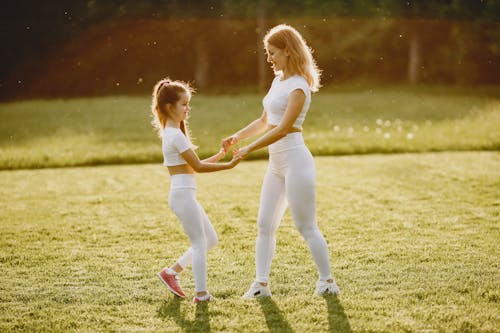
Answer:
[{"left": 2, "top": 0, "right": 499, "bottom": 100}]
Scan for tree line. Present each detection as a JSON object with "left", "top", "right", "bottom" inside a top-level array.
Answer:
[{"left": 1, "top": 0, "right": 499, "bottom": 99}]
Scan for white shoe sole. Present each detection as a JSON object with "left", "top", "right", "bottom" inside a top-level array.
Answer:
[
  {"left": 242, "top": 290, "right": 272, "bottom": 299},
  {"left": 316, "top": 287, "right": 340, "bottom": 296}
]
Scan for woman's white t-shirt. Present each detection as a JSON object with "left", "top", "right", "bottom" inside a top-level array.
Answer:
[
  {"left": 262, "top": 74, "right": 311, "bottom": 129},
  {"left": 162, "top": 127, "right": 191, "bottom": 166}
]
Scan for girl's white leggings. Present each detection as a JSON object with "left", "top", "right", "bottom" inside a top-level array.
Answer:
[
  {"left": 256, "top": 133, "right": 332, "bottom": 283},
  {"left": 168, "top": 174, "right": 218, "bottom": 292}
]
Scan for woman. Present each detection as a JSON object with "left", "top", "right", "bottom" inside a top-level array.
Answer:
[
  {"left": 222, "top": 24, "right": 340, "bottom": 298},
  {"left": 151, "top": 78, "right": 240, "bottom": 303}
]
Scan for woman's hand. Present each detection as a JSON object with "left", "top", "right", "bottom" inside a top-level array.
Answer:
[{"left": 221, "top": 134, "right": 239, "bottom": 153}]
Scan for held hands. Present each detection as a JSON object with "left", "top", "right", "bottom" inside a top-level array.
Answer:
[
  {"left": 229, "top": 148, "right": 242, "bottom": 167},
  {"left": 221, "top": 134, "right": 239, "bottom": 153},
  {"left": 217, "top": 147, "right": 242, "bottom": 168},
  {"left": 221, "top": 133, "right": 250, "bottom": 165},
  {"left": 217, "top": 147, "right": 226, "bottom": 157},
  {"left": 234, "top": 146, "right": 251, "bottom": 160}
]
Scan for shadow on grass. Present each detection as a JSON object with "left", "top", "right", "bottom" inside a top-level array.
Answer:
[
  {"left": 257, "top": 297, "right": 294, "bottom": 333},
  {"left": 157, "top": 297, "right": 211, "bottom": 332},
  {"left": 323, "top": 294, "right": 352, "bottom": 333}
]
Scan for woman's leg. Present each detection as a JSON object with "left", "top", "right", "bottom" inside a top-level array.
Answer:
[
  {"left": 255, "top": 169, "right": 287, "bottom": 283},
  {"left": 169, "top": 189, "right": 209, "bottom": 292},
  {"left": 285, "top": 147, "right": 332, "bottom": 281}
]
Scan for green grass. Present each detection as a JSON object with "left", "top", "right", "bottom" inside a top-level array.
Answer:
[
  {"left": 1, "top": 152, "right": 498, "bottom": 332},
  {"left": 1, "top": 86, "right": 499, "bottom": 169}
]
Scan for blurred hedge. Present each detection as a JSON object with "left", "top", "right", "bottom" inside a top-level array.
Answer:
[{"left": 2, "top": 17, "right": 499, "bottom": 100}]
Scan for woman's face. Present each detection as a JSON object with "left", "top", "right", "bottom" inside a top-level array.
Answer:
[
  {"left": 167, "top": 91, "right": 191, "bottom": 123},
  {"left": 266, "top": 44, "right": 288, "bottom": 72}
]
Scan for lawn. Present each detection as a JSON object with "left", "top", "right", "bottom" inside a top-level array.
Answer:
[
  {"left": 1, "top": 152, "right": 498, "bottom": 332},
  {"left": 0, "top": 85, "right": 499, "bottom": 169}
]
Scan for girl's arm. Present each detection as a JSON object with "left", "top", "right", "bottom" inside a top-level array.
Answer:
[
  {"left": 181, "top": 149, "right": 240, "bottom": 173},
  {"left": 235, "top": 89, "right": 305, "bottom": 159},
  {"left": 221, "top": 111, "right": 268, "bottom": 152},
  {"left": 201, "top": 147, "right": 226, "bottom": 163}
]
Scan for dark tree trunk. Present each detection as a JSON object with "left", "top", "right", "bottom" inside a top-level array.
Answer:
[
  {"left": 194, "top": 38, "right": 209, "bottom": 89},
  {"left": 407, "top": 24, "right": 421, "bottom": 84},
  {"left": 257, "top": 0, "right": 266, "bottom": 92}
]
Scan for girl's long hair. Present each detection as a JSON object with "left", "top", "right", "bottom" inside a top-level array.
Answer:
[
  {"left": 150, "top": 78, "right": 195, "bottom": 141},
  {"left": 264, "top": 24, "right": 322, "bottom": 92}
]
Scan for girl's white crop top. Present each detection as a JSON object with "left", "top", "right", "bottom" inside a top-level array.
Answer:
[
  {"left": 262, "top": 74, "right": 311, "bottom": 129},
  {"left": 162, "top": 127, "right": 191, "bottom": 166}
]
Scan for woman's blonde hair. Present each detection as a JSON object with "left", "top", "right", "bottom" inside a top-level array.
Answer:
[
  {"left": 264, "top": 24, "right": 321, "bottom": 92},
  {"left": 150, "top": 78, "right": 194, "bottom": 140}
]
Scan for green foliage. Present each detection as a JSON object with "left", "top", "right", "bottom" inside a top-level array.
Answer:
[
  {"left": 0, "top": 86, "right": 498, "bottom": 170},
  {"left": 3, "top": 1, "right": 499, "bottom": 100},
  {"left": 4, "top": 17, "right": 498, "bottom": 101},
  {"left": 0, "top": 152, "right": 498, "bottom": 331}
]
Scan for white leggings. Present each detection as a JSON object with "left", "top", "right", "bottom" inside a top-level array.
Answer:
[
  {"left": 256, "top": 133, "right": 332, "bottom": 283},
  {"left": 168, "top": 174, "right": 218, "bottom": 292}
]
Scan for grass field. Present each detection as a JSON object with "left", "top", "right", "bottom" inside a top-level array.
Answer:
[
  {"left": 1, "top": 152, "right": 498, "bottom": 332},
  {"left": 1, "top": 86, "right": 499, "bottom": 331},
  {"left": 1, "top": 86, "right": 499, "bottom": 169}
]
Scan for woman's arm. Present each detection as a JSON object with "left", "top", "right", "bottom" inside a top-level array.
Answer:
[
  {"left": 221, "top": 111, "right": 268, "bottom": 152},
  {"left": 235, "top": 89, "right": 305, "bottom": 159},
  {"left": 181, "top": 149, "right": 240, "bottom": 173}
]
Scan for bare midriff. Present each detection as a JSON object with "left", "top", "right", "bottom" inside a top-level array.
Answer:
[
  {"left": 167, "top": 164, "right": 194, "bottom": 176},
  {"left": 267, "top": 125, "right": 302, "bottom": 133}
]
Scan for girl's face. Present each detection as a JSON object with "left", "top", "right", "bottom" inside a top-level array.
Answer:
[
  {"left": 266, "top": 44, "right": 288, "bottom": 72},
  {"left": 167, "top": 91, "right": 191, "bottom": 123}
]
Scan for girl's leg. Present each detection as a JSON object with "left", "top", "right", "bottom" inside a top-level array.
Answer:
[
  {"left": 285, "top": 147, "right": 332, "bottom": 281},
  {"left": 197, "top": 202, "right": 219, "bottom": 250},
  {"left": 169, "top": 189, "right": 209, "bottom": 293},
  {"left": 255, "top": 169, "right": 287, "bottom": 283},
  {"left": 175, "top": 202, "right": 218, "bottom": 270}
]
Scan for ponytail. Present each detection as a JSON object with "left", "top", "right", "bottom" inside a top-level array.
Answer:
[{"left": 150, "top": 78, "right": 195, "bottom": 141}]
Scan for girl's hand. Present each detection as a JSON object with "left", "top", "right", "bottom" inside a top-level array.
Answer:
[
  {"left": 229, "top": 149, "right": 242, "bottom": 167},
  {"left": 234, "top": 146, "right": 251, "bottom": 160},
  {"left": 218, "top": 147, "right": 226, "bottom": 156},
  {"left": 221, "top": 134, "right": 239, "bottom": 152}
]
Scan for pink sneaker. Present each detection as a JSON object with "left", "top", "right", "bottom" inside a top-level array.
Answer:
[
  {"left": 157, "top": 269, "right": 186, "bottom": 298},
  {"left": 192, "top": 293, "right": 212, "bottom": 303}
]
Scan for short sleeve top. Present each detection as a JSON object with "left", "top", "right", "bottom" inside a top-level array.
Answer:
[
  {"left": 262, "top": 74, "right": 311, "bottom": 129},
  {"left": 162, "top": 127, "right": 191, "bottom": 166}
]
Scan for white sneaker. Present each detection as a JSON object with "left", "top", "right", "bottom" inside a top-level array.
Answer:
[
  {"left": 315, "top": 279, "right": 340, "bottom": 296},
  {"left": 242, "top": 281, "right": 272, "bottom": 299}
]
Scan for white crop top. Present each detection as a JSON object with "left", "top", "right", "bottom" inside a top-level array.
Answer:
[
  {"left": 262, "top": 74, "right": 311, "bottom": 129},
  {"left": 162, "top": 127, "right": 191, "bottom": 166}
]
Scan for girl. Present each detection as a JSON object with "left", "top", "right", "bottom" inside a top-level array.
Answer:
[
  {"left": 152, "top": 78, "right": 240, "bottom": 303},
  {"left": 223, "top": 24, "right": 340, "bottom": 298}
]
